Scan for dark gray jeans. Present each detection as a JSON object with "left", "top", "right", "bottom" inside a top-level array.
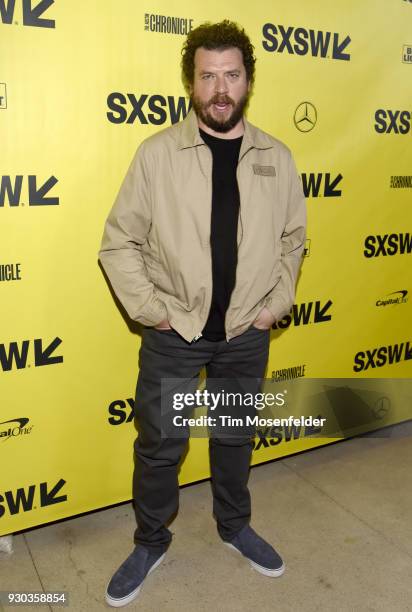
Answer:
[{"left": 132, "top": 326, "right": 270, "bottom": 552}]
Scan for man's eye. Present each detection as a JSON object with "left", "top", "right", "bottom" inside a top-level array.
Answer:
[
  {"left": 229, "top": 73, "right": 239, "bottom": 79},
  {"left": 202, "top": 74, "right": 213, "bottom": 80}
]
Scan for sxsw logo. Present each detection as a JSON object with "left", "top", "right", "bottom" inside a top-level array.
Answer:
[
  {"left": 0, "top": 478, "right": 67, "bottom": 517},
  {"left": 0, "top": 0, "right": 55, "bottom": 28},
  {"left": 107, "top": 93, "right": 192, "bottom": 125},
  {"left": 301, "top": 173, "right": 343, "bottom": 198},
  {"left": 0, "top": 175, "right": 59, "bottom": 206},
  {"left": 262, "top": 24, "right": 351, "bottom": 61},
  {"left": 273, "top": 300, "right": 332, "bottom": 329},
  {"left": 252, "top": 417, "right": 323, "bottom": 451},
  {"left": 0, "top": 337, "right": 63, "bottom": 371},
  {"left": 390, "top": 175, "right": 412, "bottom": 188},
  {"left": 353, "top": 341, "right": 412, "bottom": 372},
  {"left": 0, "top": 83, "right": 6, "bottom": 109},
  {"left": 108, "top": 398, "right": 135, "bottom": 425},
  {"left": 403, "top": 45, "right": 412, "bottom": 63},
  {"left": 374, "top": 110, "right": 411, "bottom": 134},
  {"left": 364, "top": 233, "right": 412, "bottom": 257}
]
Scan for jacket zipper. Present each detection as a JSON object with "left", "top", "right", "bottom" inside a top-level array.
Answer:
[
  {"left": 191, "top": 143, "right": 213, "bottom": 343},
  {"left": 225, "top": 153, "right": 247, "bottom": 342}
]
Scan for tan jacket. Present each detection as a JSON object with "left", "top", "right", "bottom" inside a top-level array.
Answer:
[{"left": 98, "top": 109, "right": 306, "bottom": 343}]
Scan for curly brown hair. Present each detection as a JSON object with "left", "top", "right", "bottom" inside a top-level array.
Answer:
[{"left": 181, "top": 20, "right": 256, "bottom": 92}]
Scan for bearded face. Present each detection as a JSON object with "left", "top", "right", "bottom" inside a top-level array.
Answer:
[{"left": 191, "top": 47, "right": 251, "bottom": 134}]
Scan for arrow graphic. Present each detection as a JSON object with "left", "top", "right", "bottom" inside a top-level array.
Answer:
[
  {"left": 40, "top": 478, "right": 67, "bottom": 507},
  {"left": 28, "top": 175, "right": 59, "bottom": 206},
  {"left": 314, "top": 300, "right": 333, "bottom": 323},
  {"left": 324, "top": 173, "right": 343, "bottom": 197},
  {"left": 23, "top": 0, "right": 55, "bottom": 28},
  {"left": 332, "top": 34, "right": 351, "bottom": 61},
  {"left": 34, "top": 337, "right": 63, "bottom": 366}
]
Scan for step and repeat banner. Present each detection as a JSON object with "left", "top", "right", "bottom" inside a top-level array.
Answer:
[{"left": 1, "top": 0, "right": 411, "bottom": 534}]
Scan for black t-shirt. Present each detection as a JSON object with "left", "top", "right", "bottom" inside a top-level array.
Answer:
[{"left": 199, "top": 128, "right": 243, "bottom": 341}]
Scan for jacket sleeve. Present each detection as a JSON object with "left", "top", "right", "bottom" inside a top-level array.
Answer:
[
  {"left": 264, "top": 151, "right": 306, "bottom": 322},
  {"left": 98, "top": 141, "right": 168, "bottom": 326}
]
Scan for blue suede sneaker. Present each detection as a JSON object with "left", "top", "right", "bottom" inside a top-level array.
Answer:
[
  {"left": 105, "top": 545, "right": 166, "bottom": 607},
  {"left": 223, "top": 525, "right": 285, "bottom": 577}
]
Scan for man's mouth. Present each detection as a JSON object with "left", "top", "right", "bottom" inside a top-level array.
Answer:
[{"left": 212, "top": 102, "right": 231, "bottom": 113}]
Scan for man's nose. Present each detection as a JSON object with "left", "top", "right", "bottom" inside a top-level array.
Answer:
[{"left": 215, "top": 75, "right": 228, "bottom": 94}]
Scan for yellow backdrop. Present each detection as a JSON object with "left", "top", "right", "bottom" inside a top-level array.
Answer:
[{"left": 1, "top": 0, "right": 411, "bottom": 534}]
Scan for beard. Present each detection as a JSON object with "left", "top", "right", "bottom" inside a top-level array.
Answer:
[{"left": 191, "top": 91, "right": 250, "bottom": 133}]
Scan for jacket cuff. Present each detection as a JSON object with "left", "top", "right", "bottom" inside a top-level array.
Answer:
[{"left": 264, "top": 294, "right": 290, "bottom": 323}]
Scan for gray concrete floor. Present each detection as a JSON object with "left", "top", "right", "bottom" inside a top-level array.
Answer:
[{"left": 1, "top": 422, "right": 412, "bottom": 612}]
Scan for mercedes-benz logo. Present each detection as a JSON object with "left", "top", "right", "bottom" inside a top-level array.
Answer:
[
  {"left": 372, "top": 396, "right": 391, "bottom": 420},
  {"left": 294, "top": 102, "right": 317, "bottom": 132}
]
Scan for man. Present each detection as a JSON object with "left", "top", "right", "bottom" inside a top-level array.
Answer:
[{"left": 98, "top": 20, "right": 306, "bottom": 607}]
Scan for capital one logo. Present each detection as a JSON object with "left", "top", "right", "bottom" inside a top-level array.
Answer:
[
  {"left": 262, "top": 24, "right": 351, "bottom": 61},
  {"left": 0, "top": 418, "right": 32, "bottom": 441},
  {"left": 0, "top": 0, "right": 55, "bottom": 28},
  {"left": 376, "top": 290, "right": 408, "bottom": 307}
]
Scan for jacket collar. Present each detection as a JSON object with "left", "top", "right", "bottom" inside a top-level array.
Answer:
[{"left": 175, "top": 108, "right": 274, "bottom": 155}]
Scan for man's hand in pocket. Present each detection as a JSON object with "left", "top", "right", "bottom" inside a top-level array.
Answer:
[
  {"left": 154, "top": 319, "right": 172, "bottom": 330},
  {"left": 252, "top": 307, "right": 276, "bottom": 330}
]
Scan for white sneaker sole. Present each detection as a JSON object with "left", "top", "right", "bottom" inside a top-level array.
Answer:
[
  {"left": 105, "top": 552, "right": 166, "bottom": 607},
  {"left": 224, "top": 542, "right": 285, "bottom": 577}
]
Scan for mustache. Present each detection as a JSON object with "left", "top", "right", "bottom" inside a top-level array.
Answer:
[{"left": 207, "top": 95, "right": 235, "bottom": 107}]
